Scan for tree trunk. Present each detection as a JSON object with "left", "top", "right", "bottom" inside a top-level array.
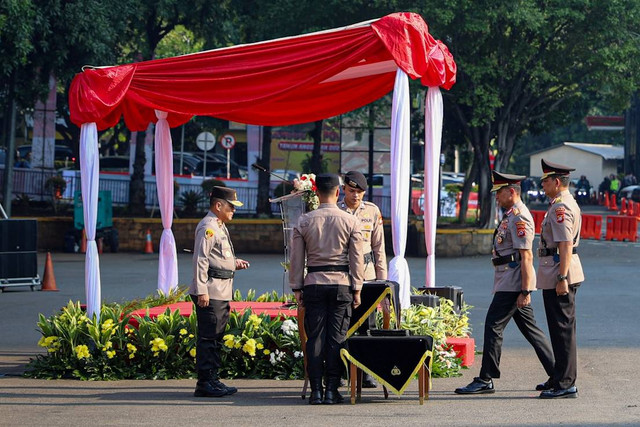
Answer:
[
  {"left": 128, "top": 130, "right": 147, "bottom": 215},
  {"left": 256, "top": 126, "right": 272, "bottom": 216},
  {"left": 309, "top": 119, "right": 323, "bottom": 174}
]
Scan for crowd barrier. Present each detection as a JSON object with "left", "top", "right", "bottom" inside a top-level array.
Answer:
[
  {"left": 619, "top": 198, "right": 628, "bottom": 215},
  {"left": 605, "top": 216, "right": 638, "bottom": 242},
  {"left": 580, "top": 214, "right": 602, "bottom": 240},
  {"left": 627, "top": 201, "right": 640, "bottom": 219},
  {"left": 609, "top": 193, "right": 618, "bottom": 211},
  {"left": 530, "top": 210, "right": 545, "bottom": 234}
]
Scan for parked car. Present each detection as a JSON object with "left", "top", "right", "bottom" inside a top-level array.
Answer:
[
  {"left": 192, "top": 152, "right": 248, "bottom": 179},
  {"left": 620, "top": 185, "right": 640, "bottom": 202},
  {"left": 100, "top": 156, "right": 130, "bottom": 172},
  {"left": 173, "top": 153, "right": 201, "bottom": 175},
  {"left": 193, "top": 159, "right": 244, "bottom": 179},
  {"left": 16, "top": 145, "right": 77, "bottom": 168}
]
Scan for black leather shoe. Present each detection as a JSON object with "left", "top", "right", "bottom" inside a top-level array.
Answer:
[
  {"left": 536, "top": 378, "right": 554, "bottom": 391},
  {"left": 323, "top": 377, "right": 344, "bottom": 404},
  {"left": 362, "top": 373, "right": 378, "bottom": 389},
  {"left": 210, "top": 379, "right": 237, "bottom": 395},
  {"left": 309, "top": 378, "right": 323, "bottom": 405},
  {"left": 454, "top": 377, "right": 495, "bottom": 394},
  {"left": 194, "top": 380, "right": 228, "bottom": 397},
  {"left": 539, "top": 386, "right": 578, "bottom": 399}
]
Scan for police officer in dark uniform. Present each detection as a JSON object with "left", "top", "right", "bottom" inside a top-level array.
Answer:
[
  {"left": 189, "top": 186, "right": 250, "bottom": 397},
  {"left": 339, "top": 171, "right": 387, "bottom": 388},
  {"left": 537, "top": 159, "right": 584, "bottom": 399},
  {"left": 290, "top": 173, "right": 365, "bottom": 405},
  {"left": 455, "top": 171, "right": 554, "bottom": 395}
]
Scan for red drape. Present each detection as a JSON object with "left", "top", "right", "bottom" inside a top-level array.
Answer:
[{"left": 69, "top": 12, "right": 456, "bottom": 131}]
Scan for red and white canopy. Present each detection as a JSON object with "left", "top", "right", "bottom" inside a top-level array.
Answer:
[{"left": 69, "top": 12, "right": 456, "bottom": 318}]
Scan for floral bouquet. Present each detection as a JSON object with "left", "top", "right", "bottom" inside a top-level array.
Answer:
[{"left": 292, "top": 173, "right": 319, "bottom": 210}]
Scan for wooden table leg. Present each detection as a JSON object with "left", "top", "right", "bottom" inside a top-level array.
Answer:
[
  {"left": 350, "top": 362, "right": 357, "bottom": 404},
  {"left": 424, "top": 364, "right": 430, "bottom": 401},
  {"left": 357, "top": 367, "right": 363, "bottom": 401},
  {"left": 382, "top": 297, "right": 391, "bottom": 329},
  {"left": 418, "top": 364, "right": 425, "bottom": 405}
]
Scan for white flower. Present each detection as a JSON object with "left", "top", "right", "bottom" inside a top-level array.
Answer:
[
  {"left": 269, "top": 352, "right": 277, "bottom": 365},
  {"left": 281, "top": 319, "right": 298, "bottom": 336},
  {"left": 294, "top": 351, "right": 303, "bottom": 358}
]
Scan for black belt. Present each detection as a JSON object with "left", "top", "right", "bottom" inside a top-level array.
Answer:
[
  {"left": 492, "top": 253, "right": 520, "bottom": 266},
  {"left": 364, "top": 253, "right": 374, "bottom": 264},
  {"left": 307, "top": 265, "right": 349, "bottom": 273},
  {"left": 538, "top": 247, "right": 578, "bottom": 257},
  {"left": 208, "top": 267, "right": 234, "bottom": 279}
]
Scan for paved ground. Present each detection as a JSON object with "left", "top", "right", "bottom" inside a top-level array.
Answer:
[{"left": 1, "top": 204, "right": 639, "bottom": 425}]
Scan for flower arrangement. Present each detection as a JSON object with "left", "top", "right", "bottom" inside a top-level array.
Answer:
[
  {"left": 25, "top": 289, "right": 471, "bottom": 381},
  {"left": 292, "top": 173, "right": 319, "bottom": 210}
]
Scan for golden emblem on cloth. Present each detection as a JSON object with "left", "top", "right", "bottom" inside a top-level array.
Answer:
[
  {"left": 205, "top": 229, "right": 215, "bottom": 239},
  {"left": 391, "top": 366, "right": 401, "bottom": 376}
]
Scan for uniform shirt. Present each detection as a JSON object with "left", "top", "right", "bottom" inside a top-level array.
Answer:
[
  {"left": 492, "top": 200, "right": 536, "bottom": 293},
  {"left": 536, "top": 189, "right": 585, "bottom": 289},
  {"left": 339, "top": 199, "right": 387, "bottom": 281},
  {"left": 289, "top": 203, "right": 365, "bottom": 291},
  {"left": 188, "top": 211, "right": 236, "bottom": 300}
]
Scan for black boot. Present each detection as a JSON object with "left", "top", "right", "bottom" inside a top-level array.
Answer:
[
  {"left": 322, "top": 377, "right": 344, "bottom": 404},
  {"left": 309, "top": 378, "right": 323, "bottom": 405},
  {"left": 194, "top": 370, "right": 227, "bottom": 397}
]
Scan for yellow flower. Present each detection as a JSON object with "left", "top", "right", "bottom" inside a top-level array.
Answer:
[
  {"left": 150, "top": 337, "right": 168, "bottom": 352},
  {"left": 263, "top": 349, "right": 271, "bottom": 355},
  {"left": 126, "top": 343, "right": 137, "bottom": 353},
  {"left": 101, "top": 319, "right": 114, "bottom": 333},
  {"left": 179, "top": 328, "right": 188, "bottom": 336},
  {"left": 75, "top": 344, "right": 90, "bottom": 360},
  {"left": 248, "top": 314, "right": 262, "bottom": 327},
  {"left": 223, "top": 334, "right": 234, "bottom": 341},
  {"left": 153, "top": 352, "right": 159, "bottom": 357},
  {"left": 224, "top": 338, "right": 235, "bottom": 348},
  {"left": 188, "top": 334, "right": 194, "bottom": 339},
  {"left": 106, "top": 350, "right": 116, "bottom": 359},
  {"left": 189, "top": 348, "right": 196, "bottom": 358},
  {"left": 103, "top": 341, "right": 113, "bottom": 350},
  {"left": 129, "top": 353, "right": 135, "bottom": 359},
  {"left": 234, "top": 342, "right": 241, "bottom": 349},
  {"left": 242, "top": 338, "right": 257, "bottom": 357},
  {"left": 39, "top": 336, "right": 58, "bottom": 348},
  {"left": 256, "top": 343, "right": 264, "bottom": 350}
]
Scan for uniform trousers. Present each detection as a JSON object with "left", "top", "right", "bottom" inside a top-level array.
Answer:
[
  {"left": 191, "top": 296, "right": 230, "bottom": 373},
  {"left": 303, "top": 285, "right": 353, "bottom": 380},
  {"left": 480, "top": 292, "right": 555, "bottom": 380},
  {"left": 543, "top": 285, "right": 579, "bottom": 389}
]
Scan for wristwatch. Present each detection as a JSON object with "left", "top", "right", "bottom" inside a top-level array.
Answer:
[
  {"left": 556, "top": 274, "right": 568, "bottom": 282},
  {"left": 521, "top": 290, "right": 531, "bottom": 296}
]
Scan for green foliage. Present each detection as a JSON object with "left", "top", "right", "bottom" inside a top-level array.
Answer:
[{"left": 178, "top": 190, "right": 206, "bottom": 216}]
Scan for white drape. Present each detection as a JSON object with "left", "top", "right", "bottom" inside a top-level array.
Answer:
[
  {"left": 154, "top": 110, "right": 178, "bottom": 294},
  {"left": 423, "top": 87, "right": 443, "bottom": 287},
  {"left": 80, "top": 123, "right": 102, "bottom": 320},
  {"left": 388, "top": 69, "right": 411, "bottom": 309}
]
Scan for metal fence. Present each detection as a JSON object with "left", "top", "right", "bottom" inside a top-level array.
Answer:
[{"left": 0, "top": 168, "right": 403, "bottom": 216}]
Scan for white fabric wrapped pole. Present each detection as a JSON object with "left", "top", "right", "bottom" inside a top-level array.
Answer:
[
  {"left": 423, "top": 87, "right": 443, "bottom": 287},
  {"left": 80, "top": 123, "right": 102, "bottom": 320},
  {"left": 388, "top": 69, "right": 411, "bottom": 309},
  {"left": 154, "top": 110, "right": 178, "bottom": 294}
]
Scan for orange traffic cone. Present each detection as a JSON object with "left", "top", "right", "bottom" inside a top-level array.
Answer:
[
  {"left": 143, "top": 228, "right": 154, "bottom": 254},
  {"left": 80, "top": 229, "right": 87, "bottom": 253},
  {"left": 40, "top": 252, "right": 59, "bottom": 291}
]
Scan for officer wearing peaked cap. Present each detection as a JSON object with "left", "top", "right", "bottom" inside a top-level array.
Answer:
[
  {"left": 339, "top": 171, "right": 387, "bottom": 388},
  {"left": 290, "top": 173, "right": 365, "bottom": 405},
  {"left": 537, "top": 159, "right": 584, "bottom": 399},
  {"left": 455, "top": 170, "right": 554, "bottom": 396},
  {"left": 189, "top": 186, "right": 250, "bottom": 398}
]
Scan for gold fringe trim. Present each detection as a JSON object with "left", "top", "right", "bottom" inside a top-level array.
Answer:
[{"left": 346, "top": 287, "right": 392, "bottom": 338}]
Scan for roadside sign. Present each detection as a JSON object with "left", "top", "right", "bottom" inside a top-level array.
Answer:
[
  {"left": 196, "top": 132, "right": 216, "bottom": 151},
  {"left": 220, "top": 134, "right": 236, "bottom": 150}
]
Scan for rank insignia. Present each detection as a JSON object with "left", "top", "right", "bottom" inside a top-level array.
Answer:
[
  {"left": 205, "top": 229, "right": 215, "bottom": 239},
  {"left": 391, "top": 366, "right": 401, "bottom": 376},
  {"left": 362, "top": 212, "right": 370, "bottom": 218},
  {"left": 555, "top": 207, "right": 565, "bottom": 223},
  {"left": 516, "top": 221, "right": 526, "bottom": 237}
]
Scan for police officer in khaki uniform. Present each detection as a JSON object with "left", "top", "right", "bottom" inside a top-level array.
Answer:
[
  {"left": 290, "top": 173, "right": 365, "bottom": 405},
  {"left": 339, "top": 171, "right": 387, "bottom": 388},
  {"left": 189, "top": 186, "right": 250, "bottom": 398},
  {"left": 455, "top": 171, "right": 554, "bottom": 395},
  {"left": 537, "top": 159, "right": 584, "bottom": 399}
]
